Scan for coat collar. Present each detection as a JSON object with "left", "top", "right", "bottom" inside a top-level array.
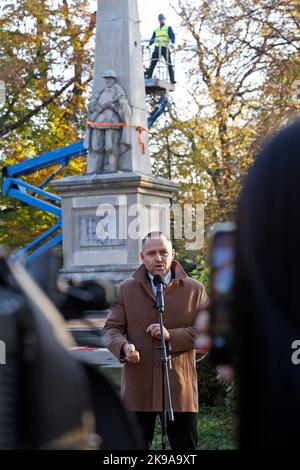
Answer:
[{"left": 132, "top": 260, "right": 188, "bottom": 301}]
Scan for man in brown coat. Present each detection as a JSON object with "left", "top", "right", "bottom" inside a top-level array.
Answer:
[{"left": 103, "top": 232, "right": 208, "bottom": 450}]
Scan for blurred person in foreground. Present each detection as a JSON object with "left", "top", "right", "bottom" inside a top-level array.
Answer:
[
  {"left": 104, "top": 232, "right": 208, "bottom": 450},
  {"left": 196, "top": 119, "right": 300, "bottom": 450}
]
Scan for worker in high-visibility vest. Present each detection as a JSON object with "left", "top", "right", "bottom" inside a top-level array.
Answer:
[{"left": 145, "top": 14, "right": 176, "bottom": 84}]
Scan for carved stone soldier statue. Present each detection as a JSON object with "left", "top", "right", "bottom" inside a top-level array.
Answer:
[{"left": 84, "top": 70, "right": 132, "bottom": 173}]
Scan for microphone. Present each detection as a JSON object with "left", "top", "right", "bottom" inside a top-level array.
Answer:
[{"left": 153, "top": 274, "right": 164, "bottom": 312}]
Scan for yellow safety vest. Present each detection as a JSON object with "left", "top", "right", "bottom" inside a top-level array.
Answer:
[{"left": 154, "top": 25, "right": 170, "bottom": 47}]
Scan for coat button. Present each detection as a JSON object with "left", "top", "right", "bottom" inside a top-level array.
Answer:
[{"left": 154, "top": 362, "right": 160, "bottom": 367}]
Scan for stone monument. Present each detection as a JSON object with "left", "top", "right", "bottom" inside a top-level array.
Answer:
[{"left": 52, "top": 0, "right": 178, "bottom": 285}]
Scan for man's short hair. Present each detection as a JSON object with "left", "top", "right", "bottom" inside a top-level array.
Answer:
[{"left": 142, "top": 231, "right": 172, "bottom": 249}]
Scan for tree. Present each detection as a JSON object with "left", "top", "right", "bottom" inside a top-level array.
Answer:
[{"left": 151, "top": 0, "right": 300, "bottom": 256}]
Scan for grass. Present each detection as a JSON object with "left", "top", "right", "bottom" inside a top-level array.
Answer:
[{"left": 151, "top": 405, "right": 238, "bottom": 450}]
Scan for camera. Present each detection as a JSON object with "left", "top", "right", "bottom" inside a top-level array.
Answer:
[{"left": 0, "top": 247, "right": 142, "bottom": 450}]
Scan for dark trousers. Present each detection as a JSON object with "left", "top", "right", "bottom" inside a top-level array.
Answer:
[
  {"left": 133, "top": 412, "right": 198, "bottom": 450},
  {"left": 146, "top": 46, "right": 175, "bottom": 83}
]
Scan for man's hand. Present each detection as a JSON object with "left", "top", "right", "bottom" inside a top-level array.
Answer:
[
  {"left": 147, "top": 324, "right": 170, "bottom": 341},
  {"left": 123, "top": 343, "right": 140, "bottom": 363}
]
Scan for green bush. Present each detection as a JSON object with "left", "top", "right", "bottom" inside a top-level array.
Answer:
[{"left": 225, "top": 377, "right": 238, "bottom": 414}]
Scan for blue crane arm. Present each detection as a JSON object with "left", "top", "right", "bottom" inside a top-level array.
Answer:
[
  {"left": 1, "top": 140, "right": 87, "bottom": 262},
  {"left": 2, "top": 83, "right": 168, "bottom": 262}
]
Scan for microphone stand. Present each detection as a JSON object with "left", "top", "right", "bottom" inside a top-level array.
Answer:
[{"left": 154, "top": 276, "right": 174, "bottom": 450}]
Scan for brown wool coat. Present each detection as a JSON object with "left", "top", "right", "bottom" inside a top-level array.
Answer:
[{"left": 103, "top": 260, "right": 208, "bottom": 412}]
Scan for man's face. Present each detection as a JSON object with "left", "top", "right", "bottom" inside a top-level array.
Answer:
[
  {"left": 159, "top": 18, "right": 165, "bottom": 26},
  {"left": 140, "top": 237, "right": 175, "bottom": 277}
]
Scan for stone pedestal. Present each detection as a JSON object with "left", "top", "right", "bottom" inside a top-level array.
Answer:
[{"left": 52, "top": 173, "right": 178, "bottom": 285}]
